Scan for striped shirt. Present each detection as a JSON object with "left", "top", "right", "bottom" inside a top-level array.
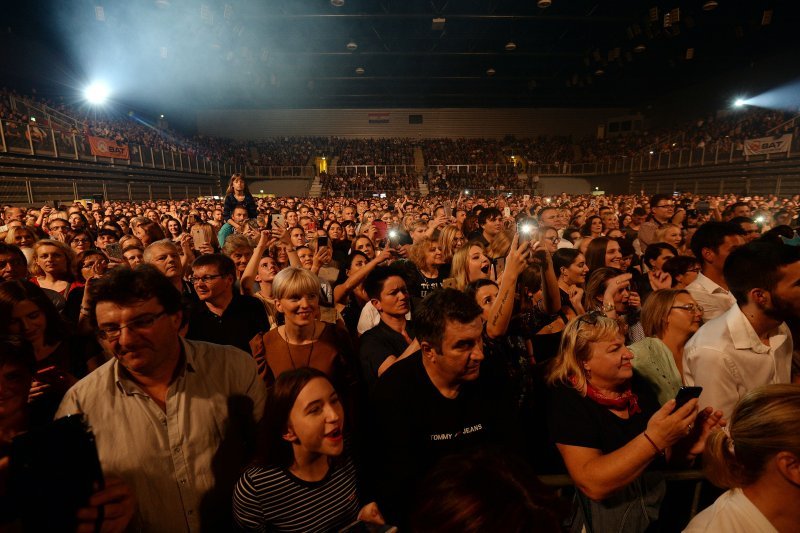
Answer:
[{"left": 233, "top": 453, "right": 360, "bottom": 532}]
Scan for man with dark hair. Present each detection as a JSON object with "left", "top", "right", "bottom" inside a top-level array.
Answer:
[
  {"left": 625, "top": 206, "right": 648, "bottom": 244},
  {"left": 217, "top": 205, "right": 249, "bottom": 247},
  {"left": 773, "top": 209, "right": 792, "bottom": 227},
  {"left": 730, "top": 216, "right": 761, "bottom": 242},
  {"left": 358, "top": 266, "right": 416, "bottom": 390},
  {"left": 638, "top": 193, "right": 680, "bottom": 249},
  {"left": 95, "top": 228, "right": 118, "bottom": 251},
  {"left": 186, "top": 254, "right": 268, "bottom": 355},
  {"left": 56, "top": 265, "right": 266, "bottom": 532},
  {"left": 369, "top": 288, "right": 514, "bottom": 525},
  {"left": 730, "top": 201, "right": 752, "bottom": 218},
  {"left": 684, "top": 241, "right": 798, "bottom": 417},
  {"left": 686, "top": 221, "right": 746, "bottom": 321},
  {"left": 469, "top": 207, "right": 502, "bottom": 246}
]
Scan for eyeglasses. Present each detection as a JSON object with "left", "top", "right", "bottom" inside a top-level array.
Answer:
[
  {"left": 655, "top": 204, "right": 675, "bottom": 209},
  {"left": 97, "top": 311, "right": 167, "bottom": 340},
  {"left": 577, "top": 310, "right": 605, "bottom": 327},
  {"left": 189, "top": 274, "right": 223, "bottom": 284},
  {"left": 671, "top": 304, "right": 704, "bottom": 313},
  {"left": 81, "top": 259, "right": 108, "bottom": 269},
  {"left": 547, "top": 236, "right": 561, "bottom": 243},
  {"left": 72, "top": 238, "right": 91, "bottom": 244}
]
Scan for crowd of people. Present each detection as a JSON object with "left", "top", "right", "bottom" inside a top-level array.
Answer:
[
  {"left": 1, "top": 172, "right": 799, "bottom": 532},
  {"left": 319, "top": 172, "right": 419, "bottom": 195}
]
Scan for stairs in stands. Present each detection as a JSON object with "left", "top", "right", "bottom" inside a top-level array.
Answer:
[
  {"left": 413, "top": 147, "right": 425, "bottom": 172},
  {"left": 418, "top": 177, "right": 429, "bottom": 196},
  {"left": 308, "top": 176, "right": 322, "bottom": 197}
]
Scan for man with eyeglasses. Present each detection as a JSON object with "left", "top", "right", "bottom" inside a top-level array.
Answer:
[
  {"left": 185, "top": 254, "right": 269, "bottom": 355},
  {"left": 56, "top": 265, "right": 266, "bottom": 532},
  {"left": 46, "top": 217, "right": 74, "bottom": 243},
  {"left": 638, "top": 194, "right": 683, "bottom": 250}
]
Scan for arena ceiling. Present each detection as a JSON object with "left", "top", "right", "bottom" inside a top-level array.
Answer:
[{"left": 4, "top": 0, "right": 800, "bottom": 110}]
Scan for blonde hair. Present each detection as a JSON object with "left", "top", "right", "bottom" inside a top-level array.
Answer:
[
  {"left": 29, "top": 239, "right": 75, "bottom": 278},
  {"left": 272, "top": 267, "right": 321, "bottom": 300},
  {"left": 640, "top": 289, "right": 688, "bottom": 338},
  {"left": 409, "top": 236, "right": 437, "bottom": 270},
  {"left": 4, "top": 225, "right": 35, "bottom": 246},
  {"left": 546, "top": 313, "right": 623, "bottom": 395},
  {"left": 438, "top": 225, "right": 465, "bottom": 263},
  {"left": 654, "top": 223, "right": 682, "bottom": 244},
  {"left": 222, "top": 234, "right": 253, "bottom": 256},
  {"left": 704, "top": 384, "right": 800, "bottom": 488},
  {"left": 486, "top": 229, "right": 513, "bottom": 260},
  {"left": 450, "top": 243, "right": 486, "bottom": 291}
]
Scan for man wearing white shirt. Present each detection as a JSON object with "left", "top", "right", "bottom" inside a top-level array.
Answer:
[
  {"left": 684, "top": 241, "right": 800, "bottom": 418},
  {"left": 686, "top": 221, "right": 745, "bottom": 321}
]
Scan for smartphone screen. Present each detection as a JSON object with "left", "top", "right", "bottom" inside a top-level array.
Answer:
[
  {"left": 674, "top": 386, "right": 703, "bottom": 409},
  {"left": 318, "top": 236, "right": 329, "bottom": 248}
]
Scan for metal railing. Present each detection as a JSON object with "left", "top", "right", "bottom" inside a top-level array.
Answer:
[
  {"left": 243, "top": 165, "right": 315, "bottom": 177},
  {"left": 330, "top": 164, "right": 419, "bottom": 176},
  {"left": 0, "top": 119, "right": 236, "bottom": 177}
]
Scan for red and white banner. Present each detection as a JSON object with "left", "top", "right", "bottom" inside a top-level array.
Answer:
[
  {"left": 87, "top": 135, "right": 130, "bottom": 159},
  {"left": 743, "top": 133, "right": 793, "bottom": 156}
]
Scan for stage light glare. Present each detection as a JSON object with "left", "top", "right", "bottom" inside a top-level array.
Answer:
[
  {"left": 734, "top": 98, "right": 746, "bottom": 108},
  {"left": 84, "top": 82, "right": 110, "bottom": 105}
]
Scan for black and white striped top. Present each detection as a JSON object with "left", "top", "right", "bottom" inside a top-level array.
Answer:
[{"left": 232, "top": 453, "right": 360, "bottom": 532}]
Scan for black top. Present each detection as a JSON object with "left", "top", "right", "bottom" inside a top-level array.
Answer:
[
  {"left": 223, "top": 192, "right": 257, "bottom": 221},
  {"left": 547, "top": 374, "right": 665, "bottom": 468},
  {"left": 369, "top": 351, "right": 515, "bottom": 524},
  {"left": 185, "top": 292, "right": 269, "bottom": 355},
  {"left": 358, "top": 319, "right": 415, "bottom": 391}
]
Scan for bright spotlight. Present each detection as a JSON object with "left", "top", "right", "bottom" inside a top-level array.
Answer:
[
  {"left": 733, "top": 98, "right": 746, "bottom": 108},
  {"left": 84, "top": 82, "right": 110, "bottom": 105}
]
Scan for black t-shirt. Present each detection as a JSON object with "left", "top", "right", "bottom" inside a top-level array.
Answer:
[
  {"left": 547, "top": 374, "right": 665, "bottom": 468},
  {"left": 186, "top": 292, "right": 269, "bottom": 355},
  {"left": 369, "top": 351, "right": 515, "bottom": 524},
  {"left": 357, "top": 319, "right": 415, "bottom": 391}
]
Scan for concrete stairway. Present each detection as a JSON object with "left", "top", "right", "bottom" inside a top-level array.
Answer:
[
  {"left": 308, "top": 176, "right": 322, "bottom": 197},
  {"left": 413, "top": 147, "right": 425, "bottom": 173}
]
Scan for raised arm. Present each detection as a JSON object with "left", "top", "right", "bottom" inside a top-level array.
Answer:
[
  {"left": 486, "top": 235, "right": 529, "bottom": 339},
  {"left": 334, "top": 247, "right": 394, "bottom": 304}
]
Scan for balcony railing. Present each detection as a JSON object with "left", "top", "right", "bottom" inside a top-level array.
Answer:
[{"left": 0, "top": 120, "right": 236, "bottom": 177}]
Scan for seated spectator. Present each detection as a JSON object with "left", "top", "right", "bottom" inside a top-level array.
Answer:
[
  {"left": 222, "top": 173, "right": 257, "bottom": 222},
  {"left": 546, "top": 312, "right": 723, "bottom": 532},
  {"left": 233, "top": 368, "right": 384, "bottom": 531},
  {"left": 686, "top": 384, "right": 800, "bottom": 533},
  {"left": 255, "top": 267, "right": 353, "bottom": 388},
  {"left": 186, "top": 254, "right": 269, "bottom": 355},
  {"left": 369, "top": 288, "right": 516, "bottom": 525},
  {"left": 684, "top": 241, "right": 797, "bottom": 417},
  {"left": 629, "top": 289, "right": 703, "bottom": 404},
  {"left": 56, "top": 265, "right": 266, "bottom": 532},
  {"left": 686, "top": 222, "right": 746, "bottom": 321}
]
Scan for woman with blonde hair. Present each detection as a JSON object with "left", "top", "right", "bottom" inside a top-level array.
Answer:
[
  {"left": 5, "top": 225, "right": 37, "bottom": 263},
  {"left": 404, "top": 235, "right": 445, "bottom": 299},
  {"left": 257, "top": 267, "right": 353, "bottom": 387},
  {"left": 29, "top": 239, "right": 78, "bottom": 297},
  {"left": 438, "top": 224, "right": 465, "bottom": 265},
  {"left": 654, "top": 223, "right": 684, "bottom": 253},
  {"left": 446, "top": 242, "right": 491, "bottom": 291},
  {"left": 546, "top": 313, "right": 724, "bottom": 532},
  {"left": 686, "top": 384, "right": 800, "bottom": 532},
  {"left": 629, "top": 289, "right": 703, "bottom": 404}
]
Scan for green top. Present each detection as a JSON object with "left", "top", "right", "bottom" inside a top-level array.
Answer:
[{"left": 629, "top": 337, "right": 683, "bottom": 405}]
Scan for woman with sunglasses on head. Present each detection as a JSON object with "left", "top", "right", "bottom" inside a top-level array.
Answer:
[
  {"left": 546, "top": 313, "right": 724, "bottom": 533},
  {"left": 628, "top": 289, "right": 703, "bottom": 405},
  {"left": 233, "top": 368, "right": 384, "bottom": 532}
]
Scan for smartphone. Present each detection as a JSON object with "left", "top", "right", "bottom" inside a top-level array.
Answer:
[
  {"left": 372, "top": 220, "right": 388, "bottom": 241},
  {"left": 674, "top": 386, "right": 703, "bottom": 410},
  {"left": 272, "top": 213, "right": 285, "bottom": 228},
  {"left": 317, "top": 236, "right": 329, "bottom": 248},
  {"left": 443, "top": 203, "right": 453, "bottom": 218},
  {"left": 104, "top": 242, "right": 123, "bottom": 259},
  {"left": 517, "top": 220, "right": 535, "bottom": 243},
  {"left": 503, "top": 207, "right": 511, "bottom": 218},
  {"left": 191, "top": 225, "right": 211, "bottom": 249}
]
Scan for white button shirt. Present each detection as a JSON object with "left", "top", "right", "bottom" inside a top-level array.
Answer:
[
  {"left": 56, "top": 338, "right": 267, "bottom": 533},
  {"left": 686, "top": 272, "right": 736, "bottom": 322},
  {"left": 683, "top": 304, "right": 792, "bottom": 418}
]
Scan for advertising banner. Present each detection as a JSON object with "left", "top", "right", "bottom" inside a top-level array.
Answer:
[
  {"left": 87, "top": 135, "right": 130, "bottom": 159},
  {"left": 743, "top": 134, "right": 792, "bottom": 156}
]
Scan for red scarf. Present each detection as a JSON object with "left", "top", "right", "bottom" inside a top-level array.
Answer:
[{"left": 572, "top": 376, "right": 642, "bottom": 416}]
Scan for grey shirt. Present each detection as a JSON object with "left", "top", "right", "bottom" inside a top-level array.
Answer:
[{"left": 56, "top": 338, "right": 267, "bottom": 533}]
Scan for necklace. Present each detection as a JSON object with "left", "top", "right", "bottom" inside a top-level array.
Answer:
[{"left": 283, "top": 324, "right": 318, "bottom": 369}]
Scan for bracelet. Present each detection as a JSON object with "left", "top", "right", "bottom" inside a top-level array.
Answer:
[{"left": 642, "top": 432, "right": 666, "bottom": 457}]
